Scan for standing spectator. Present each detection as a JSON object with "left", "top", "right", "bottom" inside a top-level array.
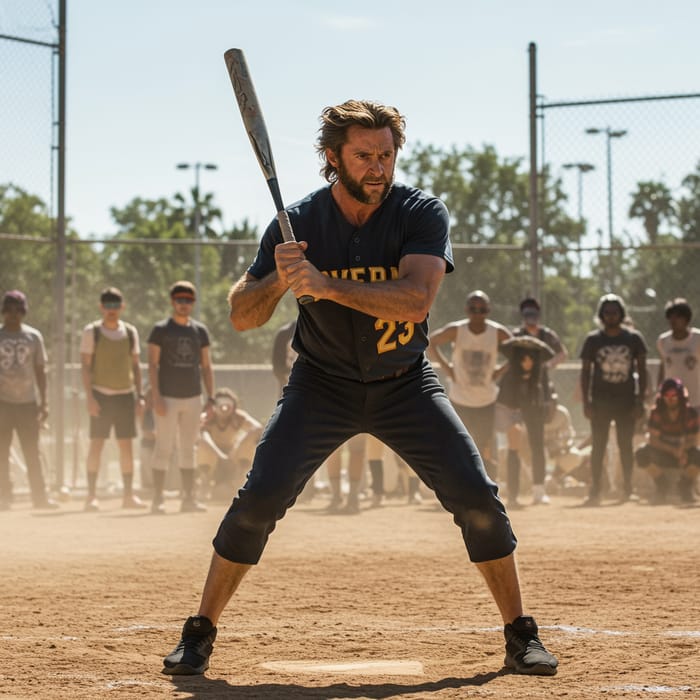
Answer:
[
  {"left": 635, "top": 378, "right": 699, "bottom": 504},
  {"left": 428, "top": 290, "right": 511, "bottom": 478},
  {"left": 148, "top": 281, "right": 215, "bottom": 514},
  {"left": 656, "top": 298, "right": 700, "bottom": 410},
  {"left": 80, "top": 287, "right": 146, "bottom": 511},
  {"left": 0, "top": 290, "right": 57, "bottom": 510},
  {"left": 496, "top": 336, "right": 555, "bottom": 507},
  {"left": 580, "top": 294, "right": 647, "bottom": 505}
]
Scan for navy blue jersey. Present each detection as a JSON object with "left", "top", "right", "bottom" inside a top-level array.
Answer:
[{"left": 248, "top": 183, "right": 453, "bottom": 382}]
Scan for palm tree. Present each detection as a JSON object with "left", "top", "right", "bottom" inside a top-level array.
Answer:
[
  {"left": 173, "top": 186, "right": 223, "bottom": 239},
  {"left": 628, "top": 180, "right": 675, "bottom": 244}
]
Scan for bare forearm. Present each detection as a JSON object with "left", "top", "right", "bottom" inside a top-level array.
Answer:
[
  {"left": 202, "top": 364, "right": 214, "bottom": 399},
  {"left": 148, "top": 364, "right": 160, "bottom": 400},
  {"left": 322, "top": 276, "right": 433, "bottom": 323},
  {"left": 228, "top": 273, "right": 287, "bottom": 331}
]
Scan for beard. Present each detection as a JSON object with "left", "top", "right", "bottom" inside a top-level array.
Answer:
[{"left": 336, "top": 160, "right": 393, "bottom": 205}]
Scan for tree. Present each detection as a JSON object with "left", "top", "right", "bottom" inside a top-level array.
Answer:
[
  {"left": 628, "top": 180, "right": 676, "bottom": 244},
  {"left": 0, "top": 184, "right": 99, "bottom": 352},
  {"left": 677, "top": 161, "right": 700, "bottom": 242}
]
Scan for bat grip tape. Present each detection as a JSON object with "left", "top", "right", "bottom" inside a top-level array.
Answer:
[{"left": 277, "top": 211, "right": 314, "bottom": 305}]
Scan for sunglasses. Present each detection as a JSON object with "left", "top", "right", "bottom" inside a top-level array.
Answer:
[
  {"left": 468, "top": 306, "right": 488, "bottom": 314},
  {"left": 102, "top": 301, "right": 122, "bottom": 309},
  {"left": 173, "top": 297, "right": 195, "bottom": 305}
]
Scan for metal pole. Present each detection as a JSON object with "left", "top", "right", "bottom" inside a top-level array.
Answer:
[
  {"left": 606, "top": 130, "right": 613, "bottom": 248},
  {"left": 194, "top": 163, "right": 201, "bottom": 315},
  {"left": 528, "top": 42, "right": 539, "bottom": 299},
  {"left": 53, "top": 0, "right": 67, "bottom": 490}
]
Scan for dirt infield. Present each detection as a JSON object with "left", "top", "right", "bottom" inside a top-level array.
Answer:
[{"left": 1, "top": 491, "right": 698, "bottom": 699}]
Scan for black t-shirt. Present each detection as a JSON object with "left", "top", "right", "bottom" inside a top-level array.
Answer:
[
  {"left": 248, "top": 183, "right": 453, "bottom": 382},
  {"left": 147, "top": 318, "right": 210, "bottom": 398},
  {"left": 580, "top": 328, "right": 647, "bottom": 405}
]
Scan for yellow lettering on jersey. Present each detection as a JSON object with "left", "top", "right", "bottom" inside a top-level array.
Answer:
[
  {"left": 349, "top": 268, "right": 365, "bottom": 282},
  {"left": 368, "top": 267, "right": 387, "bottom": 282},
  {"left": 374, "top": 319, "right": 415, "bottom": 354}
]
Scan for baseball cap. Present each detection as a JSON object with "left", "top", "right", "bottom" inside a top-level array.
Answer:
[{"left": 2, "top": 290, "right": 28, "bottom": 311}]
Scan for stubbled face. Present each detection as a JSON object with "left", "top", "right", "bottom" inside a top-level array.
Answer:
[{"left": 331, "top": 126, "right": 396, "bottom": 205}]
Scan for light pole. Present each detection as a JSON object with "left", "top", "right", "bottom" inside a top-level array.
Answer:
[
  {"left": 562, "top": 162, "right": 595, "bottom": 223},
  {"left": 176, "top": 162, "right": 218, "bottom": 313},
  {"left": 563, "top": 162, "right": 595, "bottom": 277},
  {"left": 584, "top": 127, "right": 627, "bottom": 249}
]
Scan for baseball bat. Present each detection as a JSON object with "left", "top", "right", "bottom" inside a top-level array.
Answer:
[{"left": 223, "top": 48, "right": 313, "bottom": 305}]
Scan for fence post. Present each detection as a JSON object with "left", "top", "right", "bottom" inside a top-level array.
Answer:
[{"left": 528, "top": 41, "right": 540, "bottom": 299}]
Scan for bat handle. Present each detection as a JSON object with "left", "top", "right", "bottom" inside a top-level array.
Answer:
[{"left": 277, "top": 210, "right": 314, "bottom": 305}]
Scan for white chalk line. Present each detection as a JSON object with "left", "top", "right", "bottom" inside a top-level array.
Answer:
[{"left": 3, "top": 625, "right": 700, "bottom": 642}]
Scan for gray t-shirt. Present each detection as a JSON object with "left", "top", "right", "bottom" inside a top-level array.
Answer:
[{"left": 0, "top": 323, "right": 47, "bottom": 404}]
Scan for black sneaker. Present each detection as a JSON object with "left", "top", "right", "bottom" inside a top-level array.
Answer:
[
  {"left": 162, "top": 615, "right": 217, "bottom": 675},
  {"left": 504, "top": 615, "right": 558, "bottom": 676}
]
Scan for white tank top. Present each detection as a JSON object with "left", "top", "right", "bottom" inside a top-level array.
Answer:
[{"left": 449, "top": 319, "right": 500, "bottom": 408}]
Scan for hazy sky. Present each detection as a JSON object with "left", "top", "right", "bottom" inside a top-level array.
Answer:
[{"left": 2, "top": 0, "right": 699, "bottom": 242}]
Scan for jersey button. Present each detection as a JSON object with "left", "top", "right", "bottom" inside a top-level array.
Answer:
[
  {"left": 354, "top": 255, "right": 361, "bottom": 262},
  {"left": 360, "top": 336, "right": 367, "bottom": 342},
  {"left": 353, "top": 237, "right": 360, "bottom": 244}
]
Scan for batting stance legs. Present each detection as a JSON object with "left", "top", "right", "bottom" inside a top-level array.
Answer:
[{"left": 163, "top": 359, "right": 558, "bottom": 676}]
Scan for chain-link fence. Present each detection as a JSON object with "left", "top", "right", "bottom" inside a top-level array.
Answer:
[
  {"left": 536, "top": 91, "right": 700, "bottom": 345},
  {"left": 0, "top": 0, "right": 59, "bottom": 214}
]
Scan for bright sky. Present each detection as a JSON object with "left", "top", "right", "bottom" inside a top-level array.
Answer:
[{"left": 3, "top": 0, "right": 700, "bottom": 241}]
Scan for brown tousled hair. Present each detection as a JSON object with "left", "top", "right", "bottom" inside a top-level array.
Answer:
[{"left": 316, "top": 100, "right": 406, "bottom": 183}]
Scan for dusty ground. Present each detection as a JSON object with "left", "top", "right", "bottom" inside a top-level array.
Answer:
[{"left": 1, "top": 488, "right": 699, "bottom": 700}]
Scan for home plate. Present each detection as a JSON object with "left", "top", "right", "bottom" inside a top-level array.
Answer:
[{"left": 260, "top": 660, "right": 424, "bottom": 676}]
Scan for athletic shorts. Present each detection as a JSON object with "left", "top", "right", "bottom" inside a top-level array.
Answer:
[
  {"left": 213, "top": 357, "right": 517, "bottom": 565},
  {"left": 90, "top": 390, "right": 136, "bottom": 440}
]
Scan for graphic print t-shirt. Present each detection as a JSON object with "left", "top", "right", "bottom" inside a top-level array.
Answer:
[
  {"left": 0, "top": 323, "right": 47, "bottom": 403},
  {"left": 148, "top": 318, "right": 210, "bottom": 398},
  {"left": 580, "top": 328, "right": 647, "bottom": 405}
]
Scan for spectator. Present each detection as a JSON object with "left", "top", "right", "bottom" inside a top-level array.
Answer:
[
  {"left": 197, "top": 388, "right": 263, "bottom": 502},
  {"left": 0, "top": 290, "right": 57, "bottom": 510},
  {"left": 496, "top": 335, "right": 555, "bottom": 507},
  {"left": 428, "top": 290, "right": 511, "bottom": 478},
  {"left": 580, "top": 294, "right": 647, "bottom": 505},
  {"left": 657, "top": 298, "right": 700, "bottom": 410},
  {"left": 635, "top": 377, "right": 699, "bottom": 504},
  {"left": 79, "top": 287, "right": 146, "bottom": 511},
  {"left": 147, "top": 281, "right": 215, "bottom": 514}
]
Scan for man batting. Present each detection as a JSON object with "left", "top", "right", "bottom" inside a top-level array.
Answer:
[{"left": 162, "top": 99, "right": 558, "bottom": 678}]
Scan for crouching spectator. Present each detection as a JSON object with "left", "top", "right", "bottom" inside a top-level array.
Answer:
[
  {"left": 635, "top": 378, "right": 700, "bottom": 504},
  {"left": 197, "top": 389, "right": 263, "bottom": 501}
]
